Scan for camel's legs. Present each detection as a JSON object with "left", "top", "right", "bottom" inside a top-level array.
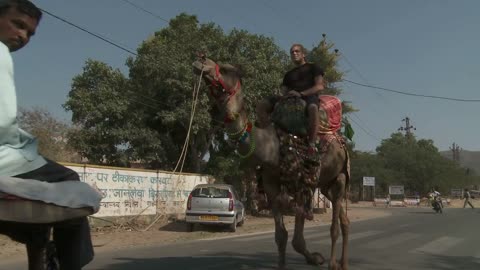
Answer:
[
  {"left": 264, "top": 176, "right": 288, "bottom": 269},
  {"left": 338, "top": 174, "right": 350, "bottom": 270},
  {"left": 339, "top": 202, "right": 350, "bottom": 270},
  {"left": 291, "top": 202, "right": 325, "bottom": 266},
  {"left": 327, "top": 173, "right": 348, "bottom": 270},
  {"left": 329, "top": 197, "right": 341, "bottom": 270},
  {"left": 272, "top": 198, "right": 288, "bottom": 269}
]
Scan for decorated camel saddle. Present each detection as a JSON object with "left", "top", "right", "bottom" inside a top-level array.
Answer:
[
  {"left": 271, "top": 95, "right": 345, "bottom": 189},
  {"left": 0, "top": 176, "right": 102, "bottom": 223}
]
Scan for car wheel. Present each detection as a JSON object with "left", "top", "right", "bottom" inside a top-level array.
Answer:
[
  {"left": 229, "top": 217, "right": 237, "bottom": 232},
  {"left": 237, "top": 211, "right": 245, "bottom": 227},
  {"left": 186, "top": 223, "right": 195, "bottom": 232}
]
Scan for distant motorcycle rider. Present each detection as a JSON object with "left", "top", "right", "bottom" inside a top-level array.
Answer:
[{"left": 429, "top": 188, "right": 443, "bottom": 212}]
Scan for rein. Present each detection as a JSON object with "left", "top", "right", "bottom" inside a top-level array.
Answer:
[
  {"left": 225, "top": 114, "right": 256, "bottom": 159},
  {"left": 202, "top": 63, "right": 255, "bottom": 159},
  {"left": 208, "top": 64, "right": 241, "bottom": 102}
]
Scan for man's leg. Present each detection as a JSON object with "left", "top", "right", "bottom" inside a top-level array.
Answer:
[
  {"left": 304, "top": 98, "right": 320, "bottom": 220},
  {"left": 468, "top": 200, "right": 475, "bottom": 209},
  {"left": 53, "top": 218, "right": 93, "bottom": 270},
  {"left": 464, "top": 199, "right": 468, "bottom": 208},
  {"left": 14, "top": 159, "right": 94, "bottom": 270},
  {"left": 304, "top": 94, "right": 320, "bottom": 152},
  {"left": 307, "top": 103, "right": 320, "bottom": 146}
]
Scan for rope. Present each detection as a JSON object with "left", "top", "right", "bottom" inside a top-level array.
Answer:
[
  {"left": 173, "top": 68, "right": 204, "bottom": 172},
  {"left": 140, "top": 69, "right": 204, "bottom": 232}
]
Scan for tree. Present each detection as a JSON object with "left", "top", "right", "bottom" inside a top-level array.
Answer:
[
  {"left": 18, "top": 107, "right": 81, "bottom": 162},
  {"left": 64, "top": 13, "right": 288, "bottom": 175},
  {"left": 64, "top": 13, "right": 353, "bottom": 187},
  {"left": 350, "top": 133, "right": 480, "bottom": 201},
  {"left": 63, "top": 60, "right": 130, "bottom": 166},
  {"left": 129, "top": 14, "right": 290, "bottom": 173},
  {"left": 309, "top": 36, "right": 355, "bottom": 142},
  {"left": 349, "top": 151, "right": 398, "bottom": 200}
]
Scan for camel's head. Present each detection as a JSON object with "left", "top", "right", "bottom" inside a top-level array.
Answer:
[{"left": 192, "top": 56, "right": 244, "bottom": 119}]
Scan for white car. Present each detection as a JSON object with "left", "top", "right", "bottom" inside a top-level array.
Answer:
[{"left": 185, "top": 184, "right": 245, "bottom": 232}]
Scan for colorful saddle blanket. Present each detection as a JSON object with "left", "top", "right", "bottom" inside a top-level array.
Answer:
[{"left": 271, "top": 95, "right": 342, "bottom": 137}]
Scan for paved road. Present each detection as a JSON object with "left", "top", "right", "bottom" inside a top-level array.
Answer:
[{"left": 2, "top": 207, "right": 480, "bottom": 270}]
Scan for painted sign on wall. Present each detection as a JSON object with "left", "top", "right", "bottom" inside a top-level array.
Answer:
[{"left": 65, "top": 164, "right": 210, "bottom": 217}]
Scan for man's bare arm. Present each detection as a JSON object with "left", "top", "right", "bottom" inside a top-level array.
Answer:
[{"left": 300, "top": 74, "right": 324, "bottom": 96}]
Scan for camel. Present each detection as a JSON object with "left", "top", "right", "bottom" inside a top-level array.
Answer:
[
  {"left": 0, "top": 177, "right": 101, "bottom": 270},
  {"left": 193, "top": 57, "right": 351, "bottom": 270}
]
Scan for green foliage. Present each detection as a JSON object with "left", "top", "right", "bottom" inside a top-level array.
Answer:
[
  {"left": 309, "top": 36, "right": 355, "bottom": 141},
  {"left": 63, "top": 13, "right": 353, "bottom": 182},
  {"left": 351, "top": 132, "right": 480, "bottom": 197},
  {"left": 63, "top": 59, "right": 130, "bottom": 166}
]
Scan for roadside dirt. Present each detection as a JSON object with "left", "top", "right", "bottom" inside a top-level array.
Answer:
[{"left": 0, "top": 205, "right": 390, "bottom": 261}]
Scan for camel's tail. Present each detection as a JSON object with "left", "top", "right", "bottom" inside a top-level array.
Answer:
[{"left": 344, "top": 147, "right": 351, "bottom": 215}]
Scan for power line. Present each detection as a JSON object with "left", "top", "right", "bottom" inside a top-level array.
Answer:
[
  {"left": 351, "top": 112, "right": 379, "bottom": 138},
  {"left": 44, "top": 4, "right": 480, "bottom": 105},
  {"left": 40, "top": 8, "right": 138, "bottom": 56},
  {"left": 339, "top": 52, "right": 391, "bottom": 102},
  {"left": 257, "top": 3, "right": 384, "bottom": 141},
  {"left": 118, "top": 0, "right": 169, "bottom": 23},
  {"left": 341, "top": 53, "right": 370, "bottom": 84},
  {"left": 347, "top": 115, "right": 380, "bottom": 141},
  {"left": 256, "top": 1, "right": 384, "bottom": 142},
  {"left": 39, "top": 9, "right": 204, "bottom": 114},
  {"left": 344, "top": 79, "right": 480, "bottom": 102},
  {"left": 256, "top": 2, "right": 475, "bottom": 104}
]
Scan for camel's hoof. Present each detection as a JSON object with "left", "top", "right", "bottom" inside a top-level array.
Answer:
[
  {"left": 306, "top": 252, "right": 325, "bottom": 265},
  {"left": 329, "top": 262, "right": 342, "bottom": 270}
]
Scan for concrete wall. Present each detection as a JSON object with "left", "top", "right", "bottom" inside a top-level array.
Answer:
[{"left": 62, "top": 163, "right": 211, "bottom": 220}]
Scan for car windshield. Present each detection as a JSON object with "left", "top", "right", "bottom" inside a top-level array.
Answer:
[{"left": 191, "top": 187, "right": 230, "bottom": 198}]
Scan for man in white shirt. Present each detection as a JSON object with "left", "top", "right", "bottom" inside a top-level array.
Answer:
[
  {"left": 0, "top": 1, "right": 93, "bottom": 269},
  {"left": 463, "top": 188, "right": 474, "bottom": 209}
]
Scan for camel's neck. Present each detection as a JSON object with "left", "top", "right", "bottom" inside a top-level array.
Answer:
[{"left": 222, "top": 106, "right": 279, "bottom": 166}]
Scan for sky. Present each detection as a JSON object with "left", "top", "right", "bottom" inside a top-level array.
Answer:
[{"left": 12, "top": 0, "right": 480, "bottom": 153}]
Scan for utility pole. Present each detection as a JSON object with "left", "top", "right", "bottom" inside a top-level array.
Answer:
[
  {"left": 450, "top": 142, "right": 461, "bottom": 162},
  {"left": 398, "top": 117, "right": 416, "bottom": 136}
]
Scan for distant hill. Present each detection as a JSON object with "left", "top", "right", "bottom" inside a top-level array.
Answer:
[{"left": 440, "top": 150, "right": 480, "bottom": 175}]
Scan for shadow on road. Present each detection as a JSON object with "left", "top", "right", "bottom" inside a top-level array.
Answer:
[
  {"left": 421, "top": 254, "right": 480, "bottom": 270},
  {"left": 89, "top": 252, "right": 305, "bottom": 270},
  {"left": 87, "top": 251, "right": 376, "bottom": 270},
  {"left": 158, "top": 221, "right": 235, "bottom": 233},
  {"left": 85, "top": 250, "right": 480, "bottom": 270},
  {"left": 407, "top": 211, "right": 443, "bottom": 214}
]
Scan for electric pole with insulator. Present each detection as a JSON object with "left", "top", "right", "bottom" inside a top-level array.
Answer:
[
  {"left": 398, "top": 117, "right": 416, "bottom": 136},
  {"left": 450, "top": 142, "right": 461, "bottom": 162}
]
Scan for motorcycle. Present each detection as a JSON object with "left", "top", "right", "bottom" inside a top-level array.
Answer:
[{"left": 429, "top": 193, "right": 443, "bottom": 213}]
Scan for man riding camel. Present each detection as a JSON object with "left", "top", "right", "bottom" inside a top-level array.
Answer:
[
  {"left": 257, "top": 43, "right": 325, "bottom": 220},
  {"left": 257, "top": 43, "right": 325, "bottom": 156}
]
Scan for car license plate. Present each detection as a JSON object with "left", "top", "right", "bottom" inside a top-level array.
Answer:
[{"left": 200, "top": 215, "right": 218, "bottom": 221}]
